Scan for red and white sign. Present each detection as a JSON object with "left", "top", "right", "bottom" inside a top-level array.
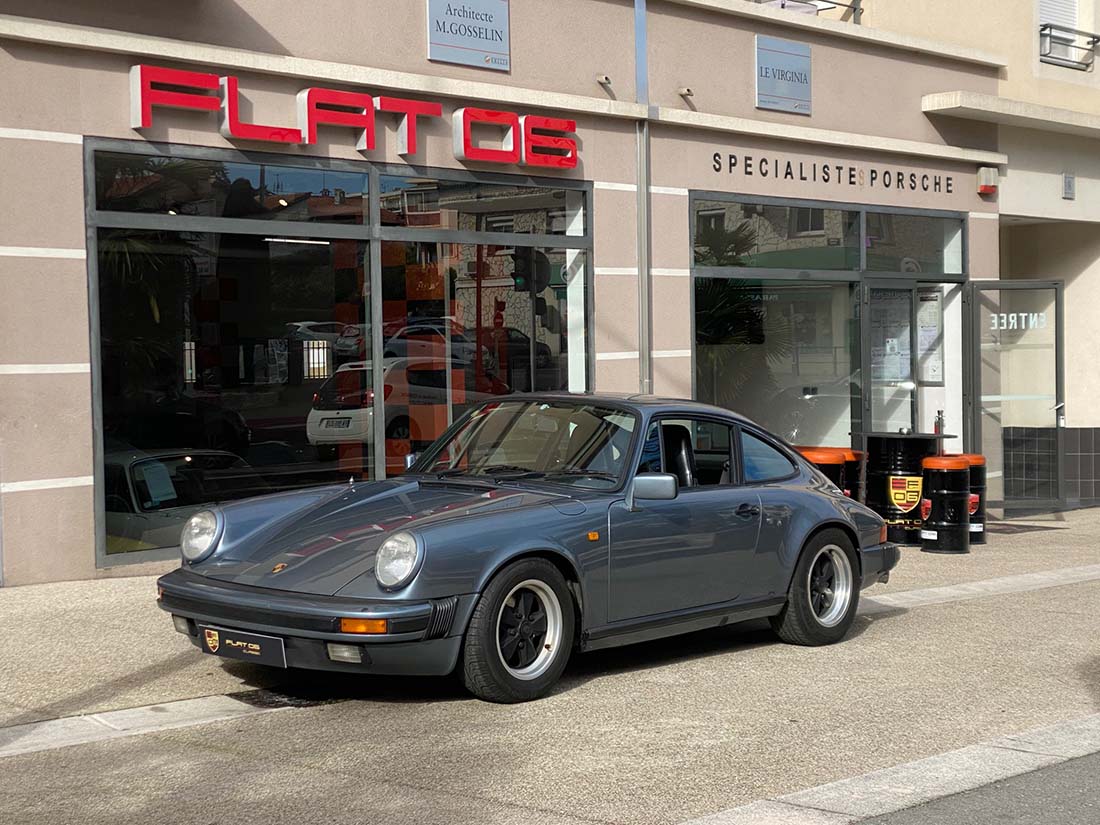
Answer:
[{"left": 129, "top": 64, "right": 578, "bottom": 169}]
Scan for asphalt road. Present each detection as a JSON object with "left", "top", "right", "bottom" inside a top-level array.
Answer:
[{"left": 862, "top": 752, "right": 1100, "bottom": 825}]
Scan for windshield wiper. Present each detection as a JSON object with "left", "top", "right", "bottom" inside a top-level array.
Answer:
[
  {"left": 436, "top": 464, "right": 545, "bottom": 481},
  {"left": 543, "top": 469, "right": 619, "bottom": 481}
]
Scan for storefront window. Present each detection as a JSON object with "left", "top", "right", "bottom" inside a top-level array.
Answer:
[
  {"left": 693, "top": 200, "right": 860, "bottom": 270},
  {"left": 91, "top": 148, "right": 590, "bottom": 559},
  {"left": 95, "top": 151, "right": 370, "bottom": 224},
  {"left": 865, "top": 212, "right": 963, "bottom": 275},
  {"left": 379, "top": 176, "right": 586, "bottom": 236},
  {"left": 379, "top": 240, "right": 587, "bottom": 474},
  {"left": 695, "top": 278, "right": 859, "bottom": 446},
  {"left": 97, "top": 228, "right": 370, "bottom": 554}
]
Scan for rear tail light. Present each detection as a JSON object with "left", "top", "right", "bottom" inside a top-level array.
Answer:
[
  {"left": 968, "top": 493, "right": 980, "bottom": 516},
  {"left": 843, "top": 488, "right": 852, "bottom": 498},
  {"left": 311, "top": 392, "right": 319, "bottom": 405},
  {"left": 383, "top": 384, "right": 393, "bottom": 400},
  {"left": 920, "top": 498, "right": 932, "bottom": 521},
  {"left": 362, "top": 388, "right": 374, "bottom": 405}
]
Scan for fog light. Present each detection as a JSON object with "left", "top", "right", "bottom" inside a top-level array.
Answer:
[
  {"left": 339, "top": 617, "right": 388, "bottom": 634},
  {"left": 326, "top": 643, "right": 363, "bottom": 664},
  {"left": 171, "top": 615, "right": 191, "bottom": 635}
]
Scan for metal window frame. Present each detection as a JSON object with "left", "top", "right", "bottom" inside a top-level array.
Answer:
[
  {"left": 84, "top": 138, "right": 594, "bottom": 569},
  {"left": 687, "top": 190, "right": 970, "bottom": 443}
]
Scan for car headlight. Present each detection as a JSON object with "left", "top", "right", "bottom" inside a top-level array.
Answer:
[
  {"left": 180, "top": 510, "right": 221, "bottom": 563},
  {"left": 375, "top": 532, "right": 422, "bottom": 590}
]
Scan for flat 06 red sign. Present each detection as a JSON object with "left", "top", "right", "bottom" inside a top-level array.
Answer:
[{"left": 130, "top": 64, "right": 578, "bottom": 169}]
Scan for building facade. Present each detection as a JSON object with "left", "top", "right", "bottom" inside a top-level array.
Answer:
[{"left": 0, "top": 1, "right": 1013, "bottom": 585}]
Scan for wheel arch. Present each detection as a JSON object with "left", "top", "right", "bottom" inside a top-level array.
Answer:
[
  {"left": 462, "top": 548, "right": 584, "bottom": 636},
  {"left": 786, "top": 520, "right": 862, "bottom": 593}
]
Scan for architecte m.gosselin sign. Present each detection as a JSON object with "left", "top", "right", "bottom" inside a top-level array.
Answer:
[{"left": 427, "top": 0, "right": 511, "bottom": 72}]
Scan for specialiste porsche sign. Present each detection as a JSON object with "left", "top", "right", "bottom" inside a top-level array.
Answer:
[{"left": 129, "top": 64, "right": 577, "bottom": 169}]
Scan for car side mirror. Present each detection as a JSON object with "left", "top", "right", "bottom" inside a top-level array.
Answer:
[
  {"left": 626, "top": 472, "right": 678, "bottom": 511},
  {"left": 403, "top": 452, "right": 420, "bottom": 471}
]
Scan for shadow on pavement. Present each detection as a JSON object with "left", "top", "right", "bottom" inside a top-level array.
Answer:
[{"left": 234, "top": 603, "right": 910, "bottom": 705}]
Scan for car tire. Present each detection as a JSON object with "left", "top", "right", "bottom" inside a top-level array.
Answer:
[
  {"left": 461, "top": 558, "right": 575, "bottom": 703},
  {"left": 770, "top": 528, "right": 860, "bottom": 646}
]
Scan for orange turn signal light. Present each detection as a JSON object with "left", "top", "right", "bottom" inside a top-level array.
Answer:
[
  {"left": 879, "top": 524, "right": 888, "bottom": 544},
  {"left": 587, "top": 531, "right": 600, "bottom": 542},
  {"left": 339, "top": 617, "right": 388, "bottom": 635}
]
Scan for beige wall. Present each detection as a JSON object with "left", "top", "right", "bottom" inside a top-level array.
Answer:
[
  {"left": 0, "top": 0, "right": 639, "bottom": 103},
  {"left": 999, "top": 126, "right": 1100, "bottom": 222},
  {"left": 840, "top": 0, "right": 1100, "bottom": 117},
  {"left": 650, "top": 1, "right": 999, "bottom": 151}
]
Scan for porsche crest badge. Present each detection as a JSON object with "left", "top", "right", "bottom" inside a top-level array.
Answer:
[
  {"left": 204, "top": 628, "right": 220, "bottom": 653},
  {"left": 888, "top": 475, "right": 922, "bottom": 513},
  {"left": 271, "top": 562, "right": 288, "bottom": 574}
]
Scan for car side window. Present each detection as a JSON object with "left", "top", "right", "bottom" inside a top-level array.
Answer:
[
  {"left": 741, "top": 430, "right": 796, "bottom": 483},
  {"left": 659, "top": 418, "right": 734, "bottom": 487}
]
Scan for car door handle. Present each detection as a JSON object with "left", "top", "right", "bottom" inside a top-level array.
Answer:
[{"left": 736, "top": 503, "right": 760, "bottom": 518}]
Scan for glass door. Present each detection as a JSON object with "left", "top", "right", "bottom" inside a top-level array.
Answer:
[
  {"left": 864, "top": 281, "right": 918, "bottom": 433},
  {"left": 971, "top": 282, "right": 1064, "bottom": 511}
]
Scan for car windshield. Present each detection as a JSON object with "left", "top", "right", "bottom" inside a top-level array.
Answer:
[
  {"left": 127, "top": 454, "right": 269, "bottom": 512},
  {"left": 421, "top": 400, "right": 638, "bottom": 489}
]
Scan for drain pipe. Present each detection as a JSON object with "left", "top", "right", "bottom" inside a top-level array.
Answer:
[{"left": 634, "top": 0, "right": 653, "bottom": 394}]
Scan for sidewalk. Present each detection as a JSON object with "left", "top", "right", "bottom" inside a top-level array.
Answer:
[{"left": 1, "top": 508, "right": 1098, "bottom": 730}]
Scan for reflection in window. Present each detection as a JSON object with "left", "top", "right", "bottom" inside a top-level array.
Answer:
[
  {"left": 94, "top": 151, "right": 369, "bottom": 224},
  {"left": 695, "top": 279, "right": 858, "bottom": 447},
  {"left": 865, "top": 212, "right": 963, "bottom": 275},
  {"left": 97, "top": 229, "right": 371, "bottom": 554},
  {"left": 694, "top": 200, "right": 859, "bottom": 270},
  {"left": 378, "top": 176, "right": 586, "bottom": 236},
  {"left": 380, "top": 240, "right": 587, "bottom": 475}
]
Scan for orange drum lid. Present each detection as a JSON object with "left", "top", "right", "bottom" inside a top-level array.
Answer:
[
  {"left": 922, "top": 455, "right": 970, "bottom": 470},
  {"left": 796, "top": 446, "right": 847, "bottom": 465},
  {"left": 953, "top": 453, "right": 986, "bottom": 466}
]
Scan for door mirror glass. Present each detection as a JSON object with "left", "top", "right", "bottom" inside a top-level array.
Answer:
[
  {"left": 631, "top": 472, "right": 679, "bottom": 504},
  {"left": 403, "top": 452, "right": 420, "bottom": 470}
]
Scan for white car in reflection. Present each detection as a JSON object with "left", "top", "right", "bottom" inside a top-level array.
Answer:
[{"left": 305, "top": 357, "right": 509, "bottom": 458}]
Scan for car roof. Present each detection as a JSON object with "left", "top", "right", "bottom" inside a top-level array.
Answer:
[{"left": 495, "top": 391, "right": 758, "bottom": 424}]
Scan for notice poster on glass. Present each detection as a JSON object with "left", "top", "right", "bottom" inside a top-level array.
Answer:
[
  {"left": 917, "top": 288, "right": 944, "bottom": 386},
  {"left": 870, "top": 289, "right": 911, "bottom": 381}
]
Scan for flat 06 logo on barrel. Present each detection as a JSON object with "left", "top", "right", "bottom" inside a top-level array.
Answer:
[{"left": 888, "top": 476, "right": 922, "bottom": 512}]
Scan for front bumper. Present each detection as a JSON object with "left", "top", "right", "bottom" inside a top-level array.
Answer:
[
  {"left": 157, "top": 568, "right": 476, "bottom": 676},
  {"left": 858, "top": 541, "right": 900, "bottom": 590}
]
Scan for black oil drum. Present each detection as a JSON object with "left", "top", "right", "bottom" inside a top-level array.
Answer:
[
  {"left": 795, "top": 447, "right": 847, "bottom": 491},
  {"left": 866, "top": 437, "right": 934, "bottom": 544},
  {"left": 957, "top": 454, "right": 987, "bottom": 545},
  {"left": 844, "top": 449, "right": 863, "bottom": 502},
  {"left": 920, "top": 456, "right": 971, "bottom": 554}
]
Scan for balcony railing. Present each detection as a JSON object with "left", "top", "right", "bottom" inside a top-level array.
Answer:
[
  {"left": 753, "top": 0, "right": 864, "bottom": 24},
  {"left": 1040, "top": 23, "right": 1100, "bottom": 71}
]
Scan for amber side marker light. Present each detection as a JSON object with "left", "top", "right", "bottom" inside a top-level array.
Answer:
[
  {"left": 339, "top": 617, "right": 388, "bottom": 634},
  {"left": 587, "top": 531, "right": 600, "bottom": 542},
  {"left": 879, "top": 525, "right": 889, "bottom": 544}
]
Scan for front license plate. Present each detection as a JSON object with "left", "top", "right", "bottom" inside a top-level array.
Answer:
[
  {"left": 325, "top": 418, "right": 351, "bottom": 429},
  {"left": 198, "top": 625, "right": 287, "bottom": 668}
]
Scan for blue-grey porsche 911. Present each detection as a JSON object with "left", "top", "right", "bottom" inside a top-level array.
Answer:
[{"left": 157, "top": 393, "right": 899, "bottom": 703}]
